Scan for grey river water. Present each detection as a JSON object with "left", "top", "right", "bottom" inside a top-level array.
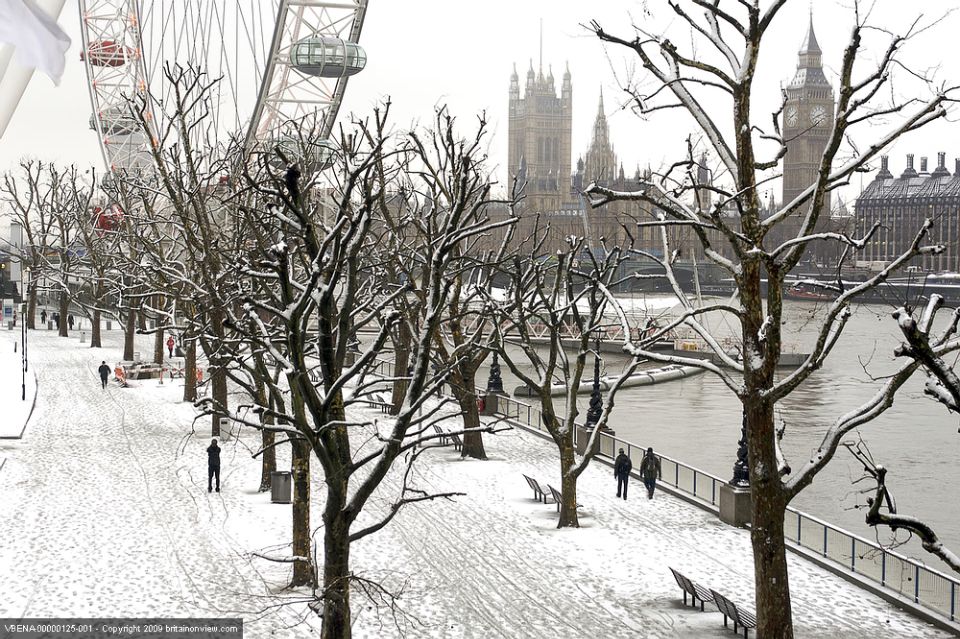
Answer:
[{"left": 494, "top": 296, "right": 960, "bottom": 574}]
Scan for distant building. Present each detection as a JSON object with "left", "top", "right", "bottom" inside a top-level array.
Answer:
[
  {"left": 508, "top": 60, "right": 573, "bottom": 212},
  {"left": 779, "top": 12, "right": 836, "bottom": 260},
  {"left": 855, "top": 153, "right": 960, "bottom": 273}
]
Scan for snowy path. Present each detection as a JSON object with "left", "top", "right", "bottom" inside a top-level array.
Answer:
[
  {"left": 0, "top": 331, "right": 318, "bottom": 635},
  {"left": 0, "top": 330, "right": 952, "bottom": 638},
  {"left": 357, "top": 424, "right": 953, "bottom": 638}
]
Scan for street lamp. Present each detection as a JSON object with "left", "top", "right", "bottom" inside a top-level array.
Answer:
[
  {"left": 730, "top": 413, "right": 750, "bottom": 487},
  {"left": 22, "top": 267, "right": 29, "bottom": 372},
  {"left": 486, "top": 351, "right": 504, "bottom": 395},
  {"left": 21, "top": 301, "right": 26, "bottom": 401},
  {"left": 585, "top": 338, "right": 603, "bottom": 427}
]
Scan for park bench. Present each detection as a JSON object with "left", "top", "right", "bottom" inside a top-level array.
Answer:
[
  {"left": 432, "top": 424, "right": 462, "bottom": 451},
  {"left": 710, "top": 589, "right": 757, "bottom": 637},
  {"left": 668, "top": 567, "right": 715, "bottom": 611},
  {"left": 521, "top": 474, "right": 554, "bottom": 503},
  {"left": 547, "top": 484, "right": 582, "bottom": 512}
]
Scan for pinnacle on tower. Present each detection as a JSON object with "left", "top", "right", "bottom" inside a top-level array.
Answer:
[{"left": 801, "top": 9, "right": 821, "bottom": 55}]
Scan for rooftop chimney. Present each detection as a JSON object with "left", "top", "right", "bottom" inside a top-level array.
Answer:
[
  {"left": 932, "top": 152, "right": 951, "bottom": 178},
  {"left": 877, "top": 155, "right": 893, "bottom": 180},
  {"left": 901, "top": 153, "right": 918, "bottom": 178},
  {"left": 920, "top": 157, "right": 929, "bottom": 173},
  {"left": 956, "top": 158, "right": 960, "bottom": 177}
]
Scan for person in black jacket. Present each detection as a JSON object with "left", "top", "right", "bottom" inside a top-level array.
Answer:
[
  {"left": 614, "top": 448, "right": 632, "bottom": 500},
  {"left": 97, "top": 360, "right": 110, "bottom": 389},
  {"left": 640, "top": 447, "right": 663, "bottom": 499},
  {"left": 207, "top": 438, "right": 221, "bottom": 493}
]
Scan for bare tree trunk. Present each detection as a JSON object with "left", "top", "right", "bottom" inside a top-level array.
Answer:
[
  {"left": 557, "top": 443, "right": 579, "bottom": 528},
  {"left": 26, "top": 283, "right": 36, "bottom": 329},
  {"left": 390, "top": 321, "right": 411, "bottom": 415},
  {"left": 91, "top": 308, "right": 102, "bottom": 348},
  {"left": 320, "top": 490, "right": 351, "bottom": 638},
  {"left": 752, "top": 484, "right": 792, "bottom": 638},
  {"left": 153, "top": 322, "right": 164, "bottom": 365},
  {"left": 137, "top": 304, "right": 147, "bottom": 331},
  {"left": 257, "top": 380, "right": 276, "bottom": 492},
  {"left": 123, "top": 308, "right": 136, "bottom": 361},
  {"left": 183, "top": 339, "right": 197, "bottom": 402},
  {"left": 58, "top": 289, "right": 69, "bottom": 337},
  {"left": 291, "top": 437, "right": 314, "bottom": 587},
  {"left": 211, "top": 363, "right": 227, "bottom": 436},
  {"left": 451, "top": 367, "right": 486, "bottom": 459}
]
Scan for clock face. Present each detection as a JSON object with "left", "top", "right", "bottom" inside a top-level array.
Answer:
[
  {"left": 810, "top": 105, "right": 828, "bottom": 127},
  {"left": 785, "top": 106, "right": 799, "bottom": 128}
]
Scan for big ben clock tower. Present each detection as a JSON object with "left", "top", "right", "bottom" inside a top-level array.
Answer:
[{"left": 781, "top": 12, "right": 835, "bottom": 253}]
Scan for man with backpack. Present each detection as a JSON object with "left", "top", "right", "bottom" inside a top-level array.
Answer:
[
  {"left": 97, "top": 361, "right": 110, "bottom": 389},
  {"left": 614, "top": 448, "right": 632, "bottom": 500},
  {"left": 207, "top": 438, "right": 221, "bottom": 493},
  {"left": 640, "top": 447, "right": 662, "bottom": 499}
]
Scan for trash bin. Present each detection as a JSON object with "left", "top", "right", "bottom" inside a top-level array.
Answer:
[
  {"left": 47, "top": 321, "right": 54, "bottom": 330},
  {"left": 271, "top": 471, "right": 292, "bottom": 503}
]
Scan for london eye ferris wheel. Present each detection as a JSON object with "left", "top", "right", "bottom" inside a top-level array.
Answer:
[{"left": 78, "top": 0, "right": 369, "bottom": 175}]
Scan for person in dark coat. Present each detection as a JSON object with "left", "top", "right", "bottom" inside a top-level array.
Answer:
[
  {"left": 67, "top": 314, "right": 75, "bottom": 330},
  {"left": 640, "top": 447, "right": 662, "bottom": 499},
  {"left": 52, "top": 313, "right": 59, "bottom": 329},
  {"left": 98, "top": 360, "right": 110, "bottom": 389},
  {"left": 40, "top": 310, "right": 47, "bottom": 324},
  {"left": 614, "top": 448, "right": 632, "bottom": 500},
  {"left": 207, "top": 438, "right": 221, "bottom": 493}
]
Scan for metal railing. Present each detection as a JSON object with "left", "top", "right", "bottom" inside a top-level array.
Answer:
[{"left": 493, "top": 394, "right": 960, "bottom": 624}]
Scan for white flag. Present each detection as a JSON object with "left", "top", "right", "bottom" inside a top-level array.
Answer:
[{"left": 0, "top": 0, "right": 71, "bottom": 85}]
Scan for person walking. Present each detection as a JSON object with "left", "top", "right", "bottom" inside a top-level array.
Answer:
[
  {"left": 614, "top": 448, "right": 632, "bottom": 500},
  {"left": 166, "top": 334, "right": 175, "bottom": 358},
  {"left": 640, "top": 447, "right": 662, "bottom": 499},
  {"left": 52, "top": 313, "right": 59, "bottom": 329},
  {"left": 97, "top": 360, "right": 110, "bottom": 389},
  {"left": 207, "top": 438, "right": 221, "bottom": 493},
  {"left": 40, "top": 309, "right": 47, "bottom": 325},
  {"left": 67, "top": 314, "right": 75, "bottom": 330}
]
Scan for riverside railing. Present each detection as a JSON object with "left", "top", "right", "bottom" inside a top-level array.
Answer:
[{"left": 494, "top": 393, "right": 960, "bottom": 624}]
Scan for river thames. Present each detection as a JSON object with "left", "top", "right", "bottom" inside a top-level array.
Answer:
[{"left": 496, "top": 295, "right": 960, "bottom": 574}]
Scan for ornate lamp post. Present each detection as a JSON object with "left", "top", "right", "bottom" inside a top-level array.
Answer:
[
  {"left": 585, "top": 338, "right": 603, "bottom": 427},
  {"left": 730, "top": 413, "right": 749, "bottom": 487},
  {"left": 22, "top": 267, "right": 29, "bottom": 372},
  {"left": 486, "top": 351, "right": 504, "bottom": 395}
]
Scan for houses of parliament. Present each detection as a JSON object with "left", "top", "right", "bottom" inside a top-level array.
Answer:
[{"left": 487, "top": 16, "right": 841, "bottom": 270}]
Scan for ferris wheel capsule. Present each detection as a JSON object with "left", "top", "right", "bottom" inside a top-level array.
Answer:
[
  {"left": 81, "top": 40, "right": 133, "bottom": 67},
  {"left": 290, "top": 37, "right": 367, "bottom": 78}
]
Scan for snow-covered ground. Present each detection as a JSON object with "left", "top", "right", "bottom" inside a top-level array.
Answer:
[{"left": 0, "top": 329, "right": 951, "bottom": 638}]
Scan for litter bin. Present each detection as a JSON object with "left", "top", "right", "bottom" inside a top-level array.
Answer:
[
  {"left": 271, "top": 471, "right": 292, "bottom": 503},
  {"left": 47, "top": 320, "right": 54, "bottom": 330}
]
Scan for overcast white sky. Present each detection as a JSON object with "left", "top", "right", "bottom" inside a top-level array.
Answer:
[{"left": 2, "top": 0, "right": 959, "bottom": 203}]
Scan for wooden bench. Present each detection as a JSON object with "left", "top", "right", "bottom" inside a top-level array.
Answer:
[
  {"left": 668, "top": 567, "right": 715, "bottom": 611},
  {"left": 710, "top": 589, "right": 757, "bottom": 637}
]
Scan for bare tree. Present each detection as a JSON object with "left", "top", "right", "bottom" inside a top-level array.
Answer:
[
  {"left": 1, "top": 159, "right": 59, "bottom": 328},
  {"left": 590, "top": 2, "right": 958, "bottom": 634},
  {"left": 491, "top": 230, "right": 644, "bottom": 527},
  {"left": 373, "top": 107, "right": 519, "bottom": 459},
  {"left": 213, "top": 104, "right": 510, "bottom": 639}
]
